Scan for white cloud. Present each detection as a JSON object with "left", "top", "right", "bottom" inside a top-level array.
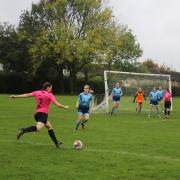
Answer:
[
  {"left": 110, "top": 0, "right": 180, "bottom": 71},
  {"left": 0, "top": 0, "right": 39, "bottom": 25}
]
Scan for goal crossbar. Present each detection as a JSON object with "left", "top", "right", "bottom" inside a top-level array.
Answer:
[{"left": 104, "top": 70, "right": 171, "bottom": 78}]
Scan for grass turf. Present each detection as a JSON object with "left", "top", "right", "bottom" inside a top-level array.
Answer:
[{"left": 0, "top": 94, "right": 180, "bottom": 180}]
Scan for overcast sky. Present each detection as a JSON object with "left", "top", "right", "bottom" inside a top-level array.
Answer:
[{"left": 0, "top": 0, "right": 180, "bottom": 71}]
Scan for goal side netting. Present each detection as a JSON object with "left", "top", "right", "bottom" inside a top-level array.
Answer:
[{"left": 91, "top": 70, "right": 172, "bottom": 113}]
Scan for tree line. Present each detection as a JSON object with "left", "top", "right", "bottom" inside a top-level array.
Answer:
[{"left": 0, "top": 0, "right": 172, "bottom": 94}]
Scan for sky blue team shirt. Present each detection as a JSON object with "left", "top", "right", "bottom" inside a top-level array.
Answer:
[
  {"left": 157, "top": 90, "right": 164, "bottom": 98},
  {"left": 149, "top": 91, "right": 159, "bottom": 101},
  {"left": 112, "top": 87, "right": 123, "bottom": 97},
  {"left": 78, "top": 92, "right": 92, "bottom": 108}
]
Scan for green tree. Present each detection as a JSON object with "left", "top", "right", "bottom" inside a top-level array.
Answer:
[
  {"left": 18, "top": 0, "right": 143, "bottom": 93},
  {"left": 143, "top": 59, "right": 172, "bottom": 73},
  {"left": 110, "top": 27, "right": 142, "bottom": 70},
  {"left": 0, "top": 23, "right": 32, "bottom": 73},
  {"left": 19, "top": 0, "right": 115, "bottom": 92}
]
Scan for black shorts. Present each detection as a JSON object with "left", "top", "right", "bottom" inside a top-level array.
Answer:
[
  {"left": 113, "top": 96, "right": 120, "bottom": 102},
  {"left": 164, "top": 101, "right": 171, "bottom": 109},
  {"left": 150, "top": 100, "right": 158, "bottom": 106},
  {"left": 137, "top": 102, "right": 142, "bottom": 105},
  {"left": 78, "top": 106, "right": 89, "bottom": 115},
  {"left": 34, "top": 112, "right": 48, "bottom": 124}
]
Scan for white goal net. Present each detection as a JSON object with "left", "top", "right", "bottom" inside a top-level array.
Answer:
[{"left": 91, "top": 70, "right": 172, "bottom": 113}]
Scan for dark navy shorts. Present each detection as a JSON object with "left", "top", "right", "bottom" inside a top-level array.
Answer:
[
  {"left": 113, "top": 96, "right": 120, "bottom": 102},
  {"left": 78, "top": 106, "right": 89, "bottom": 115},
  {"left": 150, "top": 100, "right": 158, "bottom": 106}
]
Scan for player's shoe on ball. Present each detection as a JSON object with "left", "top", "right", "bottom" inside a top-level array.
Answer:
[
  {"left": 55, "top": 141, "right": 63, "bottom": 148},
  {"left": 17, "top": 128, "right": 24, "bottom": 140}
]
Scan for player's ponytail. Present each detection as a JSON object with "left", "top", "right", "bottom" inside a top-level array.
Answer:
[{"left": 42, "top": 82, "right": 52, "bottom": 90}]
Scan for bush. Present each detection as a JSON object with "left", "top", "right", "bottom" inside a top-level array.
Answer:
[
  {"left": 0, "top": 72, "right": 30, "bottom": 93},
  {"left": 75, "top": 78, "right": 104, "bottom": 94},
  {"left": 172, "top": 87, "right": 180, "bottom": 96}
]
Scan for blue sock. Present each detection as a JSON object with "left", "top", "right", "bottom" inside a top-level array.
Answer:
[
  {"left": 111, "top": 108, "right": 115, "bottom": 114},
  {"left": 76, "top": 120, "right": 81, "bottom": 129}
]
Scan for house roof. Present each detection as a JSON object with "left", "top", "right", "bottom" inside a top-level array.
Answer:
[{"left": 168, "top": 71, "right": 180, "bottom": 82}]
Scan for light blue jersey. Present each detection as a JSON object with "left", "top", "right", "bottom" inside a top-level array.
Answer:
[
  {"left": 78, "top": 92, "right": 92, "bottom": 109},
  {"left": 157, "top": 90, "right": 164, "bottom": 99},
  {"left": 149, "top": 91, "right": 159, "bottom": 102},
  {"left": 112, "top": 87, "right": 122, "bottom": 97}
]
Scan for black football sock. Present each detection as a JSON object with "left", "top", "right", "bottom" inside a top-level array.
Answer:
[
  {"left": 167, "top": 111, "right": 170, "bottom": 116},
  {"left": 164, "top": 109, "right": 167, "bottom": 115},
  {"left": 48, "top": 129, "right": 58, "bottom": 144},
  {"left": 23, "top": 126, "right": 37, "bottom": 133}
]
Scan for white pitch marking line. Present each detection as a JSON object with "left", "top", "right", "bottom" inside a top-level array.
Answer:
[
  {"left": 1, "top": 139, "right": 180, "bottom": 162},
  {"left": 86, "top": 148, "right": 180, "bottom": 162}
]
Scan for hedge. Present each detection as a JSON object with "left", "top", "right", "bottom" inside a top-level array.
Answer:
[
  {"left": 0, "top": 72, "right": 105, "bottom": 94},
  {"left": 0, "top": 72, "right": 179, "bottom": 96}
]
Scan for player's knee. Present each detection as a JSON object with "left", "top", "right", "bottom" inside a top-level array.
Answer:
[
  {"left": 78, "top": 116, "right": 83, "bottom": 121},
  {"left": 36, "top": 127, "right": 41, "bottom": 131},
  {"left": 36, "top": 125, "right": 43, "bottom": 131},
  {"left": 85, "top": 117, "right": 89, "bottom": 121},
  {"left": 47, "top": 126, "right": 53, "bottom": 130}
]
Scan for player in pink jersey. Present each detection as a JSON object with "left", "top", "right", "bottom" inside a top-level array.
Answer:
[
  {"left": 10, "top": 82, "right": 69, "bottom": 148},
  {"left": 163, "top": 88, "right": 172, "bottom": 118}
]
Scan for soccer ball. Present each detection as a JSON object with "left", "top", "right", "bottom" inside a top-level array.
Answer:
[{"left": 73, "top": 140, "right": 83, "bottom": 150}]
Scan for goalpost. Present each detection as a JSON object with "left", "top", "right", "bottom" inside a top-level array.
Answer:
[{"left": 92, "top": 70, "right": 172, "bottom": 113}]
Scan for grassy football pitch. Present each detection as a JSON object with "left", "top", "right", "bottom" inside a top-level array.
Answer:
[{"left": 0, "top": 94, "right": 180, "bottom": 180}]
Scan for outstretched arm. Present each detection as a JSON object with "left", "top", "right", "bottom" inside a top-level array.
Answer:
[
  {"left": 133, "top": 95, "right": 137, "bottom": 103},
  {"left": 10, "top": 93, "right": 33, "bottom": 98},
  {"left": 53, "top": 100, "right": 69, "bottom": 109},
  {"left": 76, "top": 95, "right": 80, "bottom": 108},
  {"left": 149, "top": 94, "right": 151, "bottom": 102},
  {"left": 89, "top": 100, "right": 93, "bottom": 113},
  {"left": 76, "top": 100, "right": 79, "bottom": 108},
  {"left": 120, "top": 89, "right": 123, "bottom": 96},
  {"left": 144, "top": 94, "right": 146, "bottom": 100},
  {"left": 111, "top": 89, "right": 114, "bottom": 100}
]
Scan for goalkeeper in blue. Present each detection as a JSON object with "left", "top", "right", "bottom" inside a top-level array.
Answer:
[
  {"left": 148, "top": 87, "right": 161, "bottom": 118},
  {"left": 75, "top": 85, "right": 93, "bottom": 130},
  {"left": 110, "top": 82, "right": 123, "bottom": 115},
  {"left": 157, "top": 86, "right": 164, "bottom": 111},
  {"left": 157, "top": 86, "right": 164, "bottom": 101}
]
